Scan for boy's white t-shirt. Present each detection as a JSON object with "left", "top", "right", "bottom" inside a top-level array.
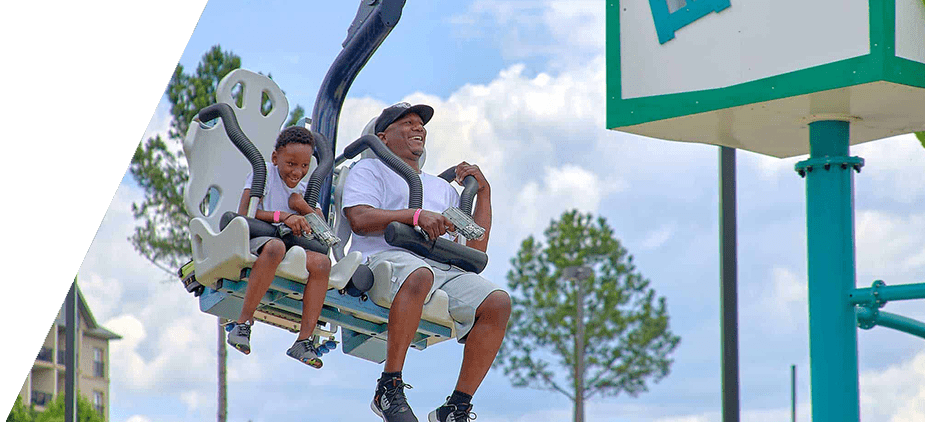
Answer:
[
  {"left": 243, "top": 162, "right": 308, "bottom": 214},
  {"left": 342, "top": 158, "right": 459, "bottom": 258}
]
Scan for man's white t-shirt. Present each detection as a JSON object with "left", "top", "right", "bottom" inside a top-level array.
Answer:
[
  {"left": 342, "top": 158, "right": 459, "bottom": 258},
  {"left": 243, "top": 162, "right": 308, "bottom": 214}
]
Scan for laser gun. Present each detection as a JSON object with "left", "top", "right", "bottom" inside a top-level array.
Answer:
[
  {"left": 303, "top": 212, "right": 341, "bottom": 247},
  {"left": 442, "top": 207, "right": 485, "bottom": 241}
]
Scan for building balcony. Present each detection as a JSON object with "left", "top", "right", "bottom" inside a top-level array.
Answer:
[
  {"left": 36, "top": 347, "right": 53, "bottom": 363},
  {"left": 31, "top": 390, "right": 52, "bottom": 407}
]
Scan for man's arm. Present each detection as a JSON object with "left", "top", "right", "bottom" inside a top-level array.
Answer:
[
  {"left": 454, "top": 162, "right": 491, "bottom": 252},
  {"left": 345, "top": 206, "right": 454, "bottom": 241}
]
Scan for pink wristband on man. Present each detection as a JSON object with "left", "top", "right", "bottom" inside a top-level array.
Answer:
[
  {"left": 273, "top": 211, "right": 281, "bottom": 223},
  {"left": 412, "top": 208, "right": 423, "bottom": 226}
]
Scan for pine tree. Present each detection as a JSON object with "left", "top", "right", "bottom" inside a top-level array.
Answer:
[
  {"left": 498, "top": 210, "right": 681, "bottom": 422},
  {"left": 128, "top": 45, "right": 304, "bottom": 422}
]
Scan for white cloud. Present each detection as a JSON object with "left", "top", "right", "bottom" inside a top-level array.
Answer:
[
  {"left": 178, "top": 389, "right": 203, "bottom": 411},
  {"left": 124, "top": 416, "right": 152, "bottom": 422},
  {"left": 453, "top": 1, "right": 604, "bottom": 65},
  {"left": 141, "top": 98, "right": 172, "bottom": 144},
  {"left": 513, "top": 164, "right": 618, "bottom": 238},
  {"left": 641, "top": 224, "right": 676, "bottom": 251},
  {"left": 771, "top": 267, "right": 806, "bottom": 307},
  {"left": 856, "top": 211, "right": 925, "bottom": 279},
  {"left": 861, "top": 351, "right": 925, "bottom": 422}
]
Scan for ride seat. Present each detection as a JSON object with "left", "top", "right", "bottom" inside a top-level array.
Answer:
[
  {"left": 331, "top": 117, "right": 455, "bottom": 336},
  {"left": 183, "top": 68, "right": 361, "bottom": 292}
]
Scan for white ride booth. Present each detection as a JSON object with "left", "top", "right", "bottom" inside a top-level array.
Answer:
[{"left": 608, "top": 1, "right": 925, "bottom": 421}]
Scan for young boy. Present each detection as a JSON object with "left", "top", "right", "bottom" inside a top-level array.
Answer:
[{"left": 225, "top": 126, "right": 332, "bottom": 368}]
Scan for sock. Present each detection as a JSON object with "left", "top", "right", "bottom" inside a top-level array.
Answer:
[
  {"left": 447, "top": 390, "right": 472, "bottom": 405},
  {"left": 380, "top": 371, "right": 402, "bottom": 384}
]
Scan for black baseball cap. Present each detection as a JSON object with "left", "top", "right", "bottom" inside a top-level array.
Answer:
[{"left": 374, "top": 102, "right": 434, "bottom": 134}]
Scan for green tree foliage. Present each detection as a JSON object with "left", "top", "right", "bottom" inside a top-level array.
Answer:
[
  {"left": 6, "top": 396, "right": 35, "bottom": 422},
  {"left": 129, "top": 44, "right": 305, "bottom": 274},
  {"left": 497, "top": 210, "right": 681, "bottom": 421},
  {"left": 128, "top": 45, "right": 306, "bottom": 422},
  {"left": 6, "top": 394, "right": 105, "bottom": 422}
]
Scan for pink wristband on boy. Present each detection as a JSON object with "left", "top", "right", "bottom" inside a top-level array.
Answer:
[
  {"left": 273, "top": 211, "right": 281, "bottom": 223},
  {"left": 412, "top": 208, "right": 423, "bottom": 227}
]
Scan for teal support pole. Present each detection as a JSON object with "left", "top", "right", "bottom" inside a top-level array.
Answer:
[{"left": 796, "top": 120, "right": 862, "bottom": 422}]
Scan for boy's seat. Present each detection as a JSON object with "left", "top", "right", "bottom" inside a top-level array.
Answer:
[
  {"left": 182, "top": 68, "right": 361, "bottom": 318},
  {"left": 331, "top": 117, "right": 455, "bottom": 335}
]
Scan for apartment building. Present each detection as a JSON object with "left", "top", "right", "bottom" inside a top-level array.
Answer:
[{"left": 18, "top": 286, "right": 121, "bottom": 421}]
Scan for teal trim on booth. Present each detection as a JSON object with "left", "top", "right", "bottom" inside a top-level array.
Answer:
[
  {"left": 649, "top": 0, "right": 731, "bottom": 44},
  {"left": 609, "top": 55, "right": 880, "bottom": 128},
  {"left": 606, "top": 0, "right": 925, "bottom": 130}
]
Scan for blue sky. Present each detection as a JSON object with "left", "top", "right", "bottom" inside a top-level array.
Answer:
[{"left": 6, "top": 1, "right": 925, "bottom": 422}]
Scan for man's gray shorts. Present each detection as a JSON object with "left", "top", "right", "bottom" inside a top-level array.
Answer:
[{"left": 366, "top": 250, "right": 507, "bottom": 343}]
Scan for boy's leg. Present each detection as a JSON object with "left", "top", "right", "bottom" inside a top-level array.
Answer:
[
  {"left": 228, "top": 238, "right": 286, "bottom": 354},
  {"left": 237, "top": 239, "right": 286, "bottom": 324},
  {"left": 286, "top": 251, "right": 331, "bottom": 367},
  {"left": 296, "top": 252, "right": 332, "bottom": 341}
]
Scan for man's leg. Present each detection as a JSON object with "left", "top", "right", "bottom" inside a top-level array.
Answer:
[
  {"left": 454, "top": 290, "right": 511, "bottom": 394},
  {"left": 385, "top": 267, "right": 434, "bottom": 372},
  {"left": 429, "top": 282, "right": 510, "bottom": 422},
  {"left": 372, "top": 261, "right": 434, "bottom": 422}
]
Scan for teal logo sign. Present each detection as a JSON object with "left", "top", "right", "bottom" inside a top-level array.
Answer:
[{"left": 649, "top": 0, "right": 730, "bottom": 44}]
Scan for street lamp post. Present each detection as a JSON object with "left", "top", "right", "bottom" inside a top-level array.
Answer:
[{"left": 563, "top": 265, "right": 593, "bottom": 422}]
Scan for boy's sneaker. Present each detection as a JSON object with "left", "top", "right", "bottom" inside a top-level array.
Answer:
[
  {"left": 428, "top": 399, "right": 476, "bottom": 422},
  {"left": 226, "top": 321, "right": 251, "bottom": 355},
  {"left": 286, "top": 339, "right": 323, "bottom": 369},
  {"left": 371, "top": 377, "right": 417, "bottom": 422}
]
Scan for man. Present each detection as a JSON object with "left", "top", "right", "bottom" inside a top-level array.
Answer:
[{"left": 342, "top": 102, "right": 511, "bottom": 422}]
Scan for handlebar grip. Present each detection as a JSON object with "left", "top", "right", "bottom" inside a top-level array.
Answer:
[
  {"left": 198, "top": 104, "right": 267, "bottom": 199},
  {"left": 384, "top": 222, "right": 487, "bottom": 273}
]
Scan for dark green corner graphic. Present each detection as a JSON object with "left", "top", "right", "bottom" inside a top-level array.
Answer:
[{"left": 0, "top": 0, "right": 205, "bottom": 414}]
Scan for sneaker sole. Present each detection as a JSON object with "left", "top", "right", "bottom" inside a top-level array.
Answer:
[
  {"left": 370, "top": 400, "right": 387, "bottom": 421},
  {"left": 290, "top": 355, "right": 323, "bottom": 369},
  {"left": 426, "top": 410, "right": 439, "bottom": 422},
  {"left": 370, "top": 399, "right": 420, "bottom": 422},
  {"left": 229, "top": 342, "right": 250, "bottom": 355}
]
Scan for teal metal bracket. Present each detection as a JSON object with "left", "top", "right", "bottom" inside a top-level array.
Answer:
[
  {"left": 849, "top": 280, "right": 925, "bottom": 306},
  {"left": 853, "top": 280, "right": 925, "bottom": 340},
  {"left": 856, "top": 307, "right": 925, "bottom": 340},
  {"left": 794, "top": 156, "right": 864, "bottom": 178},
  {"left": 648, "top": 0, "right": 731, "bottom": 44}
]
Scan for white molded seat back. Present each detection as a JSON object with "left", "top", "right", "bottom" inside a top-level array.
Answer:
[
  {"left": 181, "top": 69, "right": 349, "bottom": 289},
  {"left": 183, "top": 69, "right": 294, "bottom": 232}
]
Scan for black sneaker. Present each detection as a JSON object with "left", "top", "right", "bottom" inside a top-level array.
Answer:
[
  {"left": 371, "top": 376, "right": 417, "bottom": 422},
  {"left": 226, "top": 321, "right": 251, "bottom": 355},
  {"left": 428, "top": 399, "right": 476, "bottom": 422}
]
